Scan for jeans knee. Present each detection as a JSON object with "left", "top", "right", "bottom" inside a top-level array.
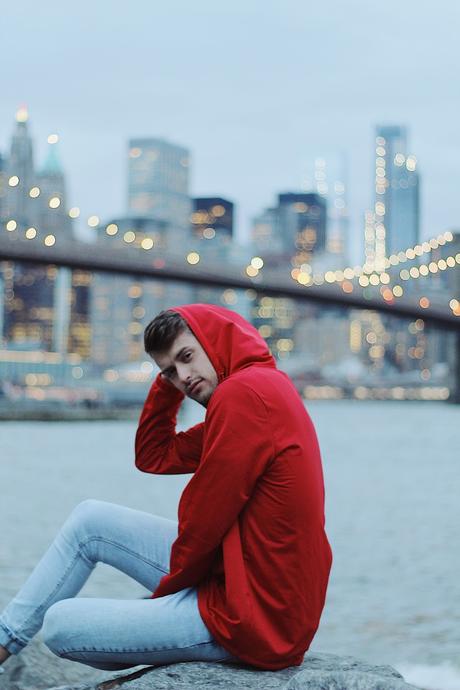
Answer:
[
  {"left": 64, "top": 499, "right": 108, "bottom": 540},
  {"left": 71, "top": 499, "right": 107, "bottom": 526},
  {"left": 42, "top": 600, "right": 71, "bottom": 657}
]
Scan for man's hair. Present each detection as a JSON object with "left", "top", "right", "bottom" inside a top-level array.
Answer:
[{"left": 144, "top": 310, "right": 189, "bottom": 354}]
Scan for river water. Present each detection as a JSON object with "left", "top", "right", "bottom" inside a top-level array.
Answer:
[{"left": 1, "top": 400, "right": 459, "bottom": 690}]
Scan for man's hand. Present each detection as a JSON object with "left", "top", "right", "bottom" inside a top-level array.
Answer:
[{"left": 159, "top": 371, "right": 175, "bottom": 385}]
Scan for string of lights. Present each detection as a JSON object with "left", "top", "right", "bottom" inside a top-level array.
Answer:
[
  {"left": 3, "top": 211, "right": 459, "bottom": 317},
  {"left": 4, "top": 158, "right": 456, "bottom": 275},
  {"left": 289, "top": 231, "right": 455, "bottom": 286}
]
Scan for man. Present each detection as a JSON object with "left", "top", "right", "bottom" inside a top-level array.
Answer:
[
  {"left": 0, "top": 303, "right": 331, "bottom": 673},
  {"left": 135, "top": 303, "right": 332, "bottom": 669}
]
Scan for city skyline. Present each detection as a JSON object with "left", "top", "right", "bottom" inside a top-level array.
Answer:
[
  {"left": 1, "top": 1, "right": 459, "bottom": 263},
  {"left": 0, "top": 97, "right": 459, "bottom": 404},
  {"left": 0, "top": 106, "right": 429, "bottom": 262},
  {"left": 0, "top": 106, "right": 428, "bottom": 264}
]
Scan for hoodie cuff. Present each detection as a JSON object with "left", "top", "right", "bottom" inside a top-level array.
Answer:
[{"left": 152, "top": 372, "right": 184, "bottom": 400}]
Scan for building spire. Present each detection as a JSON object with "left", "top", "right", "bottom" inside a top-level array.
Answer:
[
  {"left": 41, "top": 143, "right": 63, "bottom": 175},
  {"left": 16, "top": 105, "right": 28, "bottom": 123}
]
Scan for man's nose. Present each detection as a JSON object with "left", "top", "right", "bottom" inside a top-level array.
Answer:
[{"left": 176, "top": 364, "right": 191, "bottom": 385}]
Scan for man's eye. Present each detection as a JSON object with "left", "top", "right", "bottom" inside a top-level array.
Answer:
[{"left": 184, "top": 351, "right": 192, "bottom": 360}]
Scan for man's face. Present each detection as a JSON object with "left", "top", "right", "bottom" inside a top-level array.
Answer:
[{"left": 152, "top": 329, "right": 218, "bottom": 407}]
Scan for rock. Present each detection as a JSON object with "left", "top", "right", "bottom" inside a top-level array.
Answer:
[
  {"left": 284, "top": 653, "right": 420, "bottom": 689},
  {"left": 287, "top": 671, "right": 414, "bottom": 689},
  {"left": 38, "top": 652, "right": 420, "bottom": 690},
  {"left": 0, "top": 638, "right": 109, "bottom": 690},
  {"left": 0, "top": 643, "right": 420, "bottom": 690}
]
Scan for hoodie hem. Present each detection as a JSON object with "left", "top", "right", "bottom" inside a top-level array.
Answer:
[{"left": 197, "top": 586, "right": 305, "bottom": 671}]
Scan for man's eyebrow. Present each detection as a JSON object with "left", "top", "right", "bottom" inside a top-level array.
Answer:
[{"left": 160, "top": 347, "right": 191, "bottom": 376}]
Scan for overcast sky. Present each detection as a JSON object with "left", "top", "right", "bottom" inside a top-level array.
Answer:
[{"left": 1, "top": 0, "right": 459, "bottom": 262}]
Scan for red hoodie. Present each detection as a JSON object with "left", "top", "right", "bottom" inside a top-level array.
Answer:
[{"left": 135, "top": 304, "right": 332, "bottom": 670}]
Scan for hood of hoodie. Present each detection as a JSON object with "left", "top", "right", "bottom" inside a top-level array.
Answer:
[{"left": 171, "top": 303, "right": 276, "bottom": 384}]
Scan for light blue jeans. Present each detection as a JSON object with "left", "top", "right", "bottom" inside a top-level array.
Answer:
[{"left": 0, "top": 500, "right": 238, "bottom": 670}]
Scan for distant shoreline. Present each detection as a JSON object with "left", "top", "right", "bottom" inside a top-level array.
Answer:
[
  {"left": 0, "top": 407, "right": 141, "bottom": 422},
  {"left": 0, "top": 395, "right": 452, "bottom": 422}
]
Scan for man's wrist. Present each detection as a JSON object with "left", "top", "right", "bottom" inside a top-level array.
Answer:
[{"left": 155, "top": 372, "right": 183, "bottom": 396}]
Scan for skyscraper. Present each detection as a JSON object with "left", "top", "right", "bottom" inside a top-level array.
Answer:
[
  {"left": 1, "top": 109, "right": 56, "bottom": 352},
  {"left": 250, "top": 192, "right": 327, "bottom": 362},
  {"left": 371, "top": 125, "right": 420, "bottom": 266},
  {"left": 251, "top": 192, "right": 327, "bottom": 266},
  {"left": 90, "top": 275, "right": 192, "bottom": 367},
  {"left": 95, "top": 137, "right": 194, "bottom": 365},
  {"left": 37, "top": 141, "right": 73, "bottom": 241},
  {"left": 191, "top": 197, "right": 234, "bottom": 242},
  {"left": 127, "top": 138, "right": 191, "bottom": 244},
  {"left": 67, "top": 270, "right": 92, "bottom": 359},
  {"left": 0, "top": 153, "right": 7, "bottom": 221},
  {"left": 278, "top": 192, "right": 327, "bottom": 260},
  {"left": 252, "top": 206, "right": 283, "bottom": 256},
  {"left": 301, "top": 155, "right": 350, "bottom": 262},
  {"left": 2, "top": 263, "right": 57, "bottom": 350},
  {"left": 1, "top": 109, "right": 82, "bottom": 358},
  {"left": 5, "top": 107, "right": 35, "bottom": 228}
]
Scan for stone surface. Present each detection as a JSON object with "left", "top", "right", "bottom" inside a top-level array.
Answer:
[
  {"left": 0, "top": 638, "right": 109, "bottom": 690},
  {"left": 44, "top": 653, "right": 419, "bottom": 690},
  {"left": 0, "top": 644, "right": 421, "bottom": 690},
  {"left": 287, "top": 671, "right": 416, "bottom": 689},
  {"left": 286, "top": 664, "right": 419, "bottom": 689},
  {"left": 285, "top": 654, "right": 421, "bottom": 688}
]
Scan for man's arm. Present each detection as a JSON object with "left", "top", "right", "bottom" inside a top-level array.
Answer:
[
  {"left": 135, "top": 373, "right": 203, "bottom": 474},
  {"left": 152, "top": 380, "right": 274, "bottom": 597}
]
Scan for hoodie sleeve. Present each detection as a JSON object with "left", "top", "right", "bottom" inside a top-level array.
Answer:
[
  {"left": 152, "top": 379, "right": 274, "bottom": 597},
  {"left": 135, "top": 373, "right": 203, "bottom": 475}
]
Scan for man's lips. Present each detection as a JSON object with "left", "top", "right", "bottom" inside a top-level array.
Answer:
[{"left": 188, "top": 379, "right": 202, "bottom": 395}]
